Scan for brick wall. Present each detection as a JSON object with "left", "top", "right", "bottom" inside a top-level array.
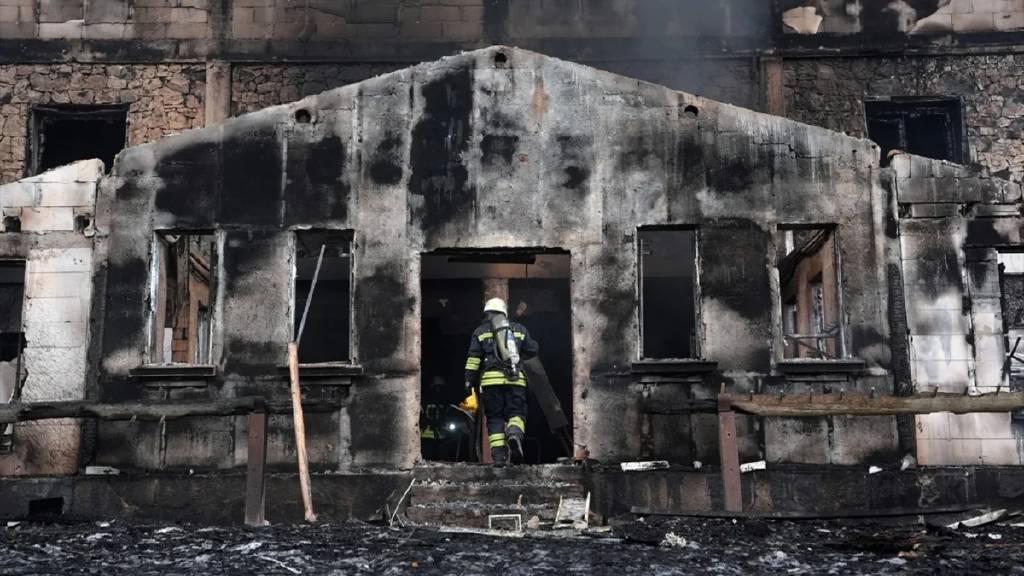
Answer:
[
  {"left": 784, "top": 54, "right": 1024, "bottom": 183},
  {"left": 0, "top": 64, "right": 205, "bottom": 184}
]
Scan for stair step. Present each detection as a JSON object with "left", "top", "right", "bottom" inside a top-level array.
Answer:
[
  {"left": 409, "top": 482, "right": 584, "bottom": 505},
  {"left": 406, "top": 502, "right": 557, "bottom": 528}
]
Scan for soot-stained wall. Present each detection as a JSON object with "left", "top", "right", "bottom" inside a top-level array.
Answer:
[
  {"left": 893, "top": 153, "right": 1024, "bottom": 465},
  {"left": 90, "top": 46, "right": 895, "bottom": 471}
]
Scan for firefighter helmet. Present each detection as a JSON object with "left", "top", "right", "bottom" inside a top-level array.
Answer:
[{"left": 483, "top": 298, "right": 508, "bottom": 315}]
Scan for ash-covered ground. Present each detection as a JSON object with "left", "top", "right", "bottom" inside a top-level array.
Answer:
[{"left": 2, "top": 515, "right": 1023, "bottom": 575}]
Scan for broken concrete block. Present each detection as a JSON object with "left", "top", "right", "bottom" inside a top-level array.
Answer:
[{"left": 19, "top": 207, "right": 74, "bottom": 232}]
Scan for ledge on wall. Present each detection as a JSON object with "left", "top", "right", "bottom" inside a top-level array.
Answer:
[
  {"left": 275, "top": 363, "right": 363, "bottom": 381},
  {"left": 129, "top": 365, "right": 218, "bottom": 379},
  {"left": 774, "top": 359, "right": 865, "bottom": 375},
  {"left": 631, "top": 360, "right": 718, "bottom": 376}
]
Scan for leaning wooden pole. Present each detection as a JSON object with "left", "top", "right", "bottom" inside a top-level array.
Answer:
[
  {"left": 288, "top": 341, "right": 317, "bottom": 523},
  {"left": 288, "top": 243, "right": 325, "bottom": 524}
]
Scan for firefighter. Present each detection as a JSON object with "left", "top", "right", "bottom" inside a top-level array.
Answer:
[{"left": 464, "top": 297, "right": 539, "bottom": 467}]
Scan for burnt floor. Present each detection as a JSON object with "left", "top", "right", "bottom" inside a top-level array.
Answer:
[{"left": 2, "top": 517, "right": 1023, "bottom": 575}]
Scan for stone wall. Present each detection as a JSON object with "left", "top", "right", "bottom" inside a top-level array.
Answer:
[
  {"left": 0, "top": 159, "right": 100, "bottom": 475},
  {"left": 784, "top": 54, "right": 1024, "bottom": 183},
  {"left": 0, "top": 63, "right": 206, "bottom": 184},
  {"left": 231, "top": 58, "right": 759, "bottom": 117}
]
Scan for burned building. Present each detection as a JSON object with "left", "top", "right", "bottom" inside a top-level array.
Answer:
[
  {"left": 0, "top": 44, "right": 1022, "bottom": 524},
  {"left": 1, "top": 2, "right": 1024, "bottom": 524}
]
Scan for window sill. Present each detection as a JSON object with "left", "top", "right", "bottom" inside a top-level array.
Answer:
[
  {"left": 276, "top": 363, "right": 363, "bottom": 380},
  {"left": 130, "top": 365, "right": 218, "bottom": 379},
  {"left": 775, "top": 359, "right": 865, "bottom": 375},
  {"left": 631, "top": 360, "right": 718, "bottom": 375}
]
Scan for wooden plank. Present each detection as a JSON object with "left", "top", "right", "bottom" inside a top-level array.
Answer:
[
  {"left": 722, "top": 391, "right": 1024, "bottom": 417},
  {"left": 245, "top": 408, "right": 268, "bottom": 527},
  {"left": 718, "top": 400, "right": 742, "bottom": 513},
  {"left": 0, "top": 398, "right": 339, "bottom": 424},
  {"left": 760, "top": 56, "right": 785, "bottom": 116},
  {"left": 288, "top": 342, "right": 317, "bottom": 523}
]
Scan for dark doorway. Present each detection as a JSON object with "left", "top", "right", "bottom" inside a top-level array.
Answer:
[
  {"left": 420, "top": 250, "right": 573, "bottom": 464},
  {"left": 865, "top": 98, "right": 964, "bottom": 167},
  {"left": 30, "top": 105, "right": 128, "bottom": 176}
]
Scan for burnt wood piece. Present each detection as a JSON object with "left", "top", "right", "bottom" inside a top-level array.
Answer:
[
  {"left": 721, "top": 391, "right": 1024, "bottom": 417},
  {"left": 718, "top": 396, "right": 743, "bottom": 513},
  {"left": 0, "top": 398, "right": 338, "bottom": 424},
  {"left": 245, "top": 408, "right": 268, "bottom": 527}
]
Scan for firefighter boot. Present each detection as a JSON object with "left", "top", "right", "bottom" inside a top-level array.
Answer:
[
  {"left": 491, "top": 446, "right": 509, "bottom": 468},
  {"left": 506, "top": 424, "right": 525, "bottom": 463}
]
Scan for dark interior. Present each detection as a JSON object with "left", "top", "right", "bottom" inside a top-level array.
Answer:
[
  {"left": 420, "top": 251, "right": 573, "bottom": 464},
  {"left": 865, "top": 99, "right": 963, "bottom": 167},
  {"left": 31, "top": 105, "right": 128, "bottom": 175},
  {"left": 639, "top": 228, "right": 697, "bottom": 359},
  {"left": 294, "top": 231, "right": 352, "bottom": 363}
]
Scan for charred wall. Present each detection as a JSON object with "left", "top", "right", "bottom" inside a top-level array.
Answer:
[
  {"left": 893, "top": 153, "right": 1024, "bottom": 465},
  {"left": 84, "top": 47, "right": 896, "bottom": 471}
]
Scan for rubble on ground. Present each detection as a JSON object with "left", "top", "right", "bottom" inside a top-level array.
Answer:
[{"left": 3, "top": 516, "right": 1024, "bottom": 575}]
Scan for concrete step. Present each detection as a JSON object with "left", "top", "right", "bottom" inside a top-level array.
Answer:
[
  {"left": 404, "top": 464, "right": 589, "bottom": 528},
  {"left": 405, "top": 502, "right": 558, "bottom": 528},
  {"left": 409, "top": 480, "right": 585, "bottom": 505}
]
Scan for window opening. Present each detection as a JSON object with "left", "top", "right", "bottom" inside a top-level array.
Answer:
[
  {"left": 420, "top": 250, "right": 573, "bottom": 465},
  {"left": 999, "top": 253, "right": 1024, "bottom": 391},
  {"left": 294, "top": 230, "right": 352, "bottom": 364},
  {"left": 865, "top": 99, "right": 964, "bottom": 167},
  {"left": 151, "top": 233, "right": 217, "bottom": 365},
  {"left": 30, "top": 105, "right": 128, "bottom": 176},
  {"left": 777, "top": 226, "right": 844, "bottom": 360},
  {"left": 638, "top": 228, "right": 698, "bottom": 359},
  {"left": 0, "top": 261, "right": 26, "bottom": 452}
]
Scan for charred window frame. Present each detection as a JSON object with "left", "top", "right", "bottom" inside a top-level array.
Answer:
[
  {"left": 148, "top": 232, "right": 219, "bottom": 366},
  {"left": 28, "top": 105, "right": 128, "bottom": 176},
  {"left": 998, "top": 252, "right": 1024, "bottom": 389},
  {"left": 776, "top": 225, "right": 846, "bottom": 360},
  {"left": 0, "top": 261, "right": 26, "bottom": 452},
  {"left": 864, "top": 98, "right": 965, "bottom": 167},
  {"left": 638, "top": 227, "right": 700, "bottom": 359},
  {"left": 292, "top": 230, "right": 353, "bottom": 364}
]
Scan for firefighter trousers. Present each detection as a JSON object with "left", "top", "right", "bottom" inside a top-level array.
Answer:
[{"left": 482, "top": 385, "right": 527, "bottom": 450}]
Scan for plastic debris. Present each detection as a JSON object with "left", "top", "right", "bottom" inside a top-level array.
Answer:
[
  {"left": 84, "top": 466, "right": 120, "bottom": 475},
  {"left": 620, "top": 461, "right": 669, "bottom": 472},
  {"left": 868, "top": 466, "right": 883, "bottom": 474},
  {"left": 740, "top": 460, "right": 766, "bottom": 473}
]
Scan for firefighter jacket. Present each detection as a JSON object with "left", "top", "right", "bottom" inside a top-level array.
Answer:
[{"left": 464, "top": 321, "right": 539, "bottom": 387}]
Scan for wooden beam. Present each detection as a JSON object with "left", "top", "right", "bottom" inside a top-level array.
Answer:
[
  {"left": 0, "top": 398, "right": 339, "bottom": 424},
  {"left": 721, "top": 391, "right": 1024, "bottom": 417},
  {"left": 718, "top": 398, "right": 743, "bottom": 513},
  {"left": 245, "top": 407, "right": 268, "bottom": 527}
]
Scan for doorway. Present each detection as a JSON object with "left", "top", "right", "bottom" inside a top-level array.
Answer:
[{"left": 420, "top": 250, "right": 573, "bottom": 464}]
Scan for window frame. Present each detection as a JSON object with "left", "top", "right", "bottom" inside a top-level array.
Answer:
[
  {"left": 290, "top": 229, "right": 355, "bottom": 365},
  {"left": 863, "top": 97, "right": 966, "bottom": 166},
  {"left": 636, "top": 225, "right": 702, "bottom": 361},
  {"left": 774, "top": 223, "right": 848, "bottom": 361},
  {"left": 146, "top": 230, "right": 221, "bottom": 367},
  {"left": 28, "top": 104, "right": 129, "bottom": 177}
]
